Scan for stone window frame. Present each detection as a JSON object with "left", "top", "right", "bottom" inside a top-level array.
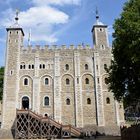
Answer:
[
  {"left": 100, "top": 45, "right": 105, "bottom": 50},
  {"left": 105, "top": 77, "right": 109, "bottom": 85},
  {"left": 85, "top": 64, "right": 88, "bottom": 70},
  {"left": 87, "top": 98, "right": 91, "bottom": 105},
  {"left": 20, "top": 62, "right": 26, "bottom": 70},
  {"left": 66, "top": 98, "right": 70, "bottom": 105},
  {"left": 9, "top": 70, "right": 14, "bottom": 76},
  {"left": 104, "top": 64, "right": 107, "bottom": 70},
  {"left": 44, "top": 77, "right": 50, "bottom": 86},
  {"left": 23, "top": 77, "right": 29, "bottom": 86},
  {"left": 65, "top": 64, "right": 69, "bottom": 71},
  {"left": 85, "top": 78, "right": 89, "bottom": 84},
  {"left": 106, "top": 97, "right": 110, "bottom": 104},
  {"left": 66, "top": 78, "right": 70, "bottom": 85},
  {"left": 43, "top": 64, "right": 45, "bottom": 69},
  {"left": 98, "top": 28, "right": 104, "bottom": 32},
  {"left": 43, "top": 96, "right": 50, "bottom": 106}
]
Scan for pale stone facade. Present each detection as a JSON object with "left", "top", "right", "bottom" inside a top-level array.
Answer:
[{"left": 1, "top": 13, "right": 124, "bottom": 133}]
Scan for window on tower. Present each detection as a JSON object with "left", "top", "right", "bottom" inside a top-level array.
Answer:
[
  {"left": 85, "top": 78, "right": 89, "bottom": 84},
  {"left": 44, "top": 96, "right": 49, "bottom": 106},
  {"left": 66, "top": 78, "right": 70, "bottom": 85},
  {"left": 45, "top": 78, "right": 49, "bottom": 85},
  {"left": 87, "top": 98, "right": 91, "bottom": 104},
  {"left": 66, "top": 98, "right": 70, "bottom": 105},
  {"left": 106, "top": 97, "right": 110, "bottom": 104},
  {"left": 85, "top": 64, "right": 88, "bottom": 70},
  {"left": 65, "top": 64, "right": 69, "bottom": 70},
  {"left": 24, "top": 78, "right": 28, "bottom": 86}
]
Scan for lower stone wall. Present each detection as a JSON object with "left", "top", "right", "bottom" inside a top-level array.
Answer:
[
  {"left": 81, "top": 124, "right": 120, "bottom": 136},
  {"left": 121, "top": 124, "right": 140, "bottom": 140}
]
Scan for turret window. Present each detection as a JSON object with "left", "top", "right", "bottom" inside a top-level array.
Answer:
[
  {"left": 100, "top": 45, "right": 105, "bottom": 50},
  {"left": 29, "top": 65, "right": 31, "bottom": 69}
]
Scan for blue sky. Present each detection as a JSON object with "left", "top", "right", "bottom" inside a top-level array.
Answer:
[{"left": 0, "top": 0, "right": 127, "bottom": 66}]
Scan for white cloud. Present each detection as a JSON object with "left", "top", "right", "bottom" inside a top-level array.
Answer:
[
  {"left": 0, "top": 0, "right": 81, "bottom": 44},
  {"left": 31, "top": 0, "right": 81, "bottom": 6}
]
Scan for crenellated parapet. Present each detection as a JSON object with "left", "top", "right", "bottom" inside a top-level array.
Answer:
[{"left": 20, "top": 44, "right": 94, "bottom": 53}]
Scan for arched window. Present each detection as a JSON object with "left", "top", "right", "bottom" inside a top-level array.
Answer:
[
  {"left": 66, "top": 78, "right": 70, "bottom": 85},
  {"left": 40, "top": 64, "right": 42, "bottom": 69},
  {"left": 43, "top": 64, "right": 45, "bottom": 69},
  {"left": 24, "top": 78, "right": 28, "bottom": 85},
  {"left": 23, "top": 65, "right": 26, "bottom": 69},
  {"left": 66, "top": 98, "right": 70, "bottom": 105},
  {"left": 65, "top": 64, "right": 69, "bottom": 70},
  {"left": 32, "top": 65, "right": 34, "bottom": 69},
  {"left": 45, "top": 78, "right": 49, "bottom": 85},
  {"left": 29, "top": 65, "right": 31, "bottom": 69},
  {"left": 85, "top": 64, "right": 88, "bottom": 70},
  {"left": 85, "top": 78, "right": 89, "bottom": 84},
  {"left": 44, "top": 96, "right": 49, "bottom": 106},
  {"left": 105, "top": 78, "right": 109, "bottom": 84},
  {"left": 87, "top": 98, "right": 91, "bottom": 104},
  {"left": 20, "top": 65, "right": 22, "bottom": 69},
  {"left": 106, "top": 97, "right": 110, "bottom": 104}
]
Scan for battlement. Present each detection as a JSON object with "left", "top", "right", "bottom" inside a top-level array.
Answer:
[{"left": 20, "top": 44, "right": 94, "bottom": 53}]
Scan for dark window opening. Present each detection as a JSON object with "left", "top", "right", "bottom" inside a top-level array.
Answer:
[
  {"left": 44, "top": 97, "right": 49, "bottom": 106},
  {"left": 104, "top": 64, "right": 107, "bottom": 70},
  {"left": 65, "top": 64, "right": 69, "bottom": 70},
  {"left": 22, "top": 96, "right": 29, "bottom": 109},
  {"left": 29, "top": 65, "right": 31, "bottom": 69},
  {"left": 24, "top": 78, "right": 28, "bottom": 85},
  {"left": 85, "top": 78, "right": 89, "bottom": 84},
  {"left": 105, "top": 78, "right": 109, "bottom": 84},
  {"left": 85, "top": 64, "right": 88, "bottom": 70},
  {"left": 45, "top": 78, "right": 49, "bottom": 85},
  {"left": 77, "top": 78, "right": 79, "bottom": 84},
  {"left": 66, "top": 98, "right": 70, "bottom": 105},
  {"left": 66, "top": 78, "right": 70, "bottom": 85},
  {"left": 32, "top": 65, "right": 34, "bottom": 69},
  {"left": 43, "top": 64, "right": 45, "bottom": 69},
  {"left": 87, "top": 98, "right": 91, "bottom": 104},
  {"left": 106, "top": 97, "right": 110, "bottom": 104},
  {"left": 97, "top": 78, "right": 100, "bottom": 84}
]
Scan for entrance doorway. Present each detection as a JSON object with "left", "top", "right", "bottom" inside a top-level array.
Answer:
[{"left": 22, "top": 96, "right": 29, "bottom": 109}]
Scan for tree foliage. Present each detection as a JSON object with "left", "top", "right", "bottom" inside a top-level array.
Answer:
[
  {"left": 0, "top": 67, "right": 4, "bottom": 100},
  {"left": 107, "top": 0, "right": 140, "bottom": 107}
]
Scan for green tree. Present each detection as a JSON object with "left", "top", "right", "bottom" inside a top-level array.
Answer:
[
  {"left": 107, "top": 0, "right": 140, "bottom": 107},
  {"left": 0, "top": 67, "right": 4, "bottom": 100}
]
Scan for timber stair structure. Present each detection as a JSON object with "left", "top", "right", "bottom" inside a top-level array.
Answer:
[{"left": 15, "top": 109, "right": 81, "bottom": 139}]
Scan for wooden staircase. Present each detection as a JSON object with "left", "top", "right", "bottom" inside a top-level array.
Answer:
[{"left": 15, "top": 109, "right": 81, "bottom": 139}]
